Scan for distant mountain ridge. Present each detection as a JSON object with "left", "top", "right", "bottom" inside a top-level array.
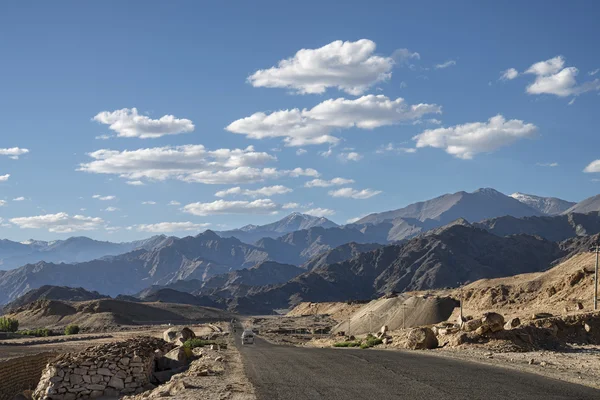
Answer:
[
  {"left": 0, "top": 235, "right": 169, "bottom": 271},
  {"left": 510, "top": 192, "right": 575, "bottom": 215},
  {"left": 216, "top": 212, "right": 338, "bottom": 244},
  {"left": 563, "top": 194, "right": 600, "bottom": 215}
]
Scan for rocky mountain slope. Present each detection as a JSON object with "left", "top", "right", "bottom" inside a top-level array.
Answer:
[
  {"left": 510, "top": 192, "right": 575, "bottom": 215},
  {"left": 2, "top": 285, "right": 109, "bottom": 312},
  {"left": 563, "top": 194, "right": 600, "bottom": 215},
  {"left": 301, "top": 242, "right": 383, "bottom": 270},
  {"left": 0, "top": 235, "right": 168, "bottom": 271},
  {"left": 231, "top": 224, "right": 565, "bottom": 314},
  {"left": 474, "top": 212, "right": 600, "bottom": 242},
  {"left": 216, "top": 212, "right": 338, "bottom": 244}
]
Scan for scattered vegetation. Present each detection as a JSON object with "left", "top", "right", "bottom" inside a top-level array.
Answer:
[
  {"left": 333, "top": 341, "right": 361, "bottom": 348},
  {"left": 0, "top": 317, "right": 19, "bottom": 332},
  {"left": 18, "top": 328, "right": 52, "bottom": 337},
  {"left": 183, "top": 338, "right": 218, "bottom": 348},
  {"left": 64, "top": 324, "right": 80, "bottom": 335}
]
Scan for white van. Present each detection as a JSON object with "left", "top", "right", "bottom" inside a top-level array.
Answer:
[{"left": 241, "top": 330, "right": 255, "bottom": 345}]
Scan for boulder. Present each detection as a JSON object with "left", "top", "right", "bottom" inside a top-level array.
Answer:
[
  {"left": 504, "top": 317, "right": 520, "bottom": 330},
  {"left": 481, "top": 312, "right": 505, "bottom": 332},
  {"left": 406, "top": 327, "right": 438, "bottom": 350},
  {"left": 156, "top": 347, "right": 192, "bottom": 371},
  {"left": 380, "top": 325, "right": 388, "bottom": 335},
  {"left": 531, "top": 313, "right": 553, "bottom": 320},
  {"left": 462, "top": 319, "right": 482, "bottom": 332},
  {"left": 163, "top": 327, "right": 196, "bottom": 344}
]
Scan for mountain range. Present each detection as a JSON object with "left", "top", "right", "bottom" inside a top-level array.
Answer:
[{"left": 3, "top": 188, "right": 600, "bottom": 308}]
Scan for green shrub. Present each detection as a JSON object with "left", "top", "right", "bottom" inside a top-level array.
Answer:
[
  {"left": 64, "top": 325, "right": 80, "bottom": 335},
  {"left": 333, "top": 341, "right": 361, "bottom": 348},
  {"left": 362, "top": 337, "right": 383, "bottom": 349},
  {"left": 182, "top": 338, "right": 217, "bottom": 349},
  {"left": 18, "top": 328, "right": 51, "bottom": 337},
  {"left": 0, "top": 317, "right": 19, "bottom": 332}
]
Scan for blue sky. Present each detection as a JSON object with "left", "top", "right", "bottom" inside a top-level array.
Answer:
[{"left": 1, "top": 1, "right": 600, "bottom": 241}]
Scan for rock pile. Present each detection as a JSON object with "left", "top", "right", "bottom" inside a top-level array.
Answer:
[{"left": 33, "top": 337, "right": 173, "bottom": 400}]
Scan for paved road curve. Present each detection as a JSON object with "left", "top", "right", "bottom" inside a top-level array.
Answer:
[{"left": 235, "top": 334, "right": 600, "bottom": 400}]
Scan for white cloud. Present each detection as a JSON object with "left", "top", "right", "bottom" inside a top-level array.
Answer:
[
  {"left": 589, "top": 69, "right": 600, "bottom": 76},
  {"left": 500, "top": 68, "right": 519, "bottom": 80},
  {"left": 328, "top": 187, "right": 382, "bottom": 199},
  {"left": 304, "top": 208, "right": 335, "bottom": 217},
  {"left": 142, "top": 201, "right": 156, "bottom": 205},
  {"left": 282, "top": 202, "right": 300, "bottom": 209},
  {"left": 413, "top": 115, "right": 537, "bottom": 159},
  {"left": 319, "top": 148, "right": 333, "bottom": 158},
  {"left": 79, "top": 144, "right": 318, "bottom": 184},
  {"left": 524, "top": 56, "right": 600, "bottom": 97},
  {"left": 226, "top": 94, "right": 441, "bottom": 146},
  {"left": 92, "top": 194, "right": 116, "bottom": 201},
  {"left": 304, "top": 177, "right": 354, "bottom": 188},
  {"left": 376, "top": 143, "right": 417, "bottom": 154},
  {"left": 93, "top": 108, "right": 194, "bottom": 139},
  {"left": 183, "top": 199, "right": 281, "bottom": 216},
  {"left": 434, "top": 60, "right": 456, "bottom": 69},
  {"left": 95, "top": 134, "right": 111, "bottom": 140},
  {"left": 248, "top": 39, "right": 396, "bottom": 95},
  {"left": 13, "top": 197, "right": 26, "bottom": 201},
  {"left": 296, "top": 148, "right": 307, "bottom": 156},
  {"left": 0, "top": 200, "right": 6, "bottom": 207},
  {"left": 0, "top": 174, "right": 10, "bottom": 181},
  {"left": 346, "top": 216, "right": 362, "bottom": 224},
  {"left": 215, "top": 185, "right": 292, "bottom": 198},
  {"left": 568, "top": 98, "right": 576, "bottom": 106},
  {"left": 10, "top": 212, "right": 104, "bottom": 233},
  {"left": 134, "top": 221, "right": 211, "bottom": 233},
  {"left": 584, "top": 160, "right": 600, "bottom": 173},
  {"left": 0, "top": 148, "right": 29, "bottom": 159},
  {"left": 339, "top": 152, "right": 363, "bottom": 162},
  {"left": 104, "top": 207, "right": 119, "bottom": 212},
  {"left": 168, "top": 201, "right": 181, "bottom": 206},
  {"left": 536, "top": 162, "right": 559, "bottom": 167},
  {"left": 126, "top": 180, "right": 145, "bottom": 186}
]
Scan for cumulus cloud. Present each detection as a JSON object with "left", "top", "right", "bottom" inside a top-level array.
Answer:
[
  {"left": 524, "top": 56, "right": 600, "bottom": 97},
  {"left": 104, "top": 207, "right": 119, "bottom": 212},
  {"left": 304, "top": 208, "right": 335, "bottom": 217},
  {"left": 215, "top": 185, "right": 292, "bottom": 198},
  {"left": 142, "top": 201, "right": 156, "bottom": 205},
  {"left": 13, "top": 197, "right": 26, "bottom": 201},
  {"left": 500, "top": 68, "right": 519, "bottom": 80},
  {"left": 304, "top": 177, "right": 354, "bottom": 188},
  {"left": 0, "top": 147, "right": 29, "bottom": 159},
  {"left": 296, "top": 148, "right": 307, "bottom": 156},
  {"left": 328, "top": 187, "right": 382, "bottom": 199},
  {"left": 590, "top": 69, "right": 600, "bottom": 76},
  {"left": 93, "top": 108, "right": 194, "bottom": 139},
  {"left": 413, "top": 115, "right": 537, "bottom": 159},
  {"left": 282, "top": 202, "right": 300, "bottom": 209},
  {"left": 92, "top": 195, "right": 116, "bottom": 201},
  {"left": 376, "top": 143, "right": 417, "bottom": 154},
  {"left": 339, "top": 152, "right": 363, "bottom": 162},
  {"left": 126, "top": 180, "right": 145, "bottom": 186},
  {"left": 536, "top": 162, "right": 559, "bottom": 167},
  {"left": 134, "top": 221, "right": 211, "bottom": 233},
  {"left": 0, "top": 174, "right": 9, "bottom": 181},
  {"left": 0, "top": 200, "right": 6, "bottom": 207},
  {"left": 584, "top": 160, "right": 600, "bottom": 173},
  {"left": 168, "top": 201, "right": 181, "bottom": 206},
  {"left": 10, "top": 212, "right": 104, "bottom": 233},
  {"left": 434, "top": 60, "right": 456, "bottom": 69},
  {"left": 183, "top": 199, "right": 281, "bottom": 216},
  {"left": 226, "top": 95, "right": 441, "bottom": 146},
  {"left": 79, "top": 144, "right": 318, "bottom": 184},
  {"left": 248, "top": 39, "right": 397, "bottom": 95}
]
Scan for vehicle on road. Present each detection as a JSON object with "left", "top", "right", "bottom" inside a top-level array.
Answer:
[{"left": 241, "top": 329, "right": 255, "bottom": 345}]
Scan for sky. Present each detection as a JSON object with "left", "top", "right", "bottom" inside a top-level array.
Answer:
[{"left": 1, "top": 0, "right": 600, "bottom": 242}]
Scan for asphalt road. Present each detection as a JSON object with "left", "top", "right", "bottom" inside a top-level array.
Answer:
[{"left": 234, "top": 333, "right": 600, "bottom": 400}]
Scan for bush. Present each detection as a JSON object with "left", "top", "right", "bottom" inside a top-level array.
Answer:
[
  {"left": 64, "top": 325, "right": 80, "bottom": 335},
  {"left": 183, "top": 338, "right": 217, "bottom": 349},
  {"left": 0, "top": 317, "right": 19, "bottom": 332},
  {"left": 361, "top": 337, "right": 383, "bottom": 349},
  {"left": 333, "top": 341, "right": 361, "bottom": 348},
  {"left": 18, "top": 328, "right": 51, "bottom": 337}
]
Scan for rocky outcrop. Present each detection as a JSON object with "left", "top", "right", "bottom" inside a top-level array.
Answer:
[
  {"left": 406, "top": 327, "right": 438, "bottom": 350},
  {"left": 33, "top": 337, "right": 172, "bottom": 400}
]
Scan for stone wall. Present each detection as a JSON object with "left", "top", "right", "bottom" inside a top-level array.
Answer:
[
  {"left": 0, "top": 352, "right": 59, "bottom": 400},
  {"left": 33, "top": 337, "right": 171, "bottom": 400}
]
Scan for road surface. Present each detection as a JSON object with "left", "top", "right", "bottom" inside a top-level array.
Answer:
[{"left": 235, "top": 333, "right": 600, "bottom": 400}]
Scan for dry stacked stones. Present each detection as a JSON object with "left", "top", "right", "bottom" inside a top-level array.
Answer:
[{"left": 33, "top": 337, "right": 173, "bottom": 400}]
